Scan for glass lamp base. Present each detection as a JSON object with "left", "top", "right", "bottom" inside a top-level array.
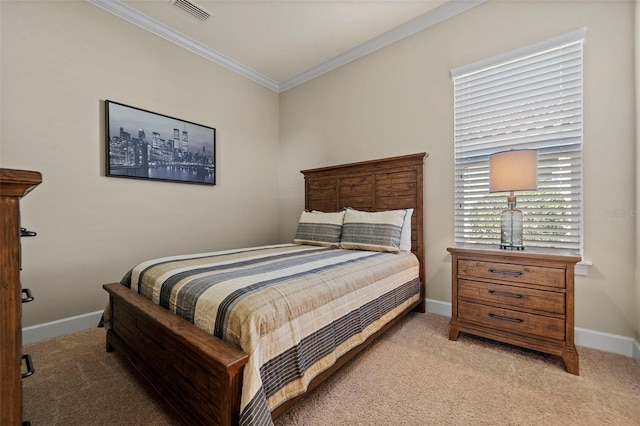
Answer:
[{"left": 500, "top": 198, "right": 524, "bottom": 250}]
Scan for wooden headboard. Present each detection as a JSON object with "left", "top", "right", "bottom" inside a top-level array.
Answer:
[{"left": 301, "top": 152, "right": 428, "bottom": 311}]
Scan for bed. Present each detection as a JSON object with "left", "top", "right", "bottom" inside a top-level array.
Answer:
[{"left": 103, "top": 152, "right": 427, "bottom": 425}]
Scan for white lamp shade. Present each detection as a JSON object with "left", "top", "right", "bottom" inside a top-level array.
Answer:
[{"left": 489, "top": 149, "right": 538, "bottom": 193}]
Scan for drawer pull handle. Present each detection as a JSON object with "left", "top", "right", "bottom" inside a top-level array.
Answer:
[
  {"left": 488, "top": 289, "right": 523, "bottom": 299},
  {"left": 21, "top": 288, "right": 35, "bottom": 303},
  {"left": 488, "top": 268, "right": 523, "bottom": 277},
  {"left": 21, "top": 354, "right": 35, "bottom": 379},
  {"left": 489, "top": 313, "right": 523, "bottom": 323},
  {"left": 20, "top": 227, "right": 37, "bottom": 237}
]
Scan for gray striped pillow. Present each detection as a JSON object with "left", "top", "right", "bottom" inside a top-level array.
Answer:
[
  {"left": 293, "top": 210, "right": 345, "bottom": 247},
  {"left": 339, "top": 209, "right": 406, "bottom": 253}
]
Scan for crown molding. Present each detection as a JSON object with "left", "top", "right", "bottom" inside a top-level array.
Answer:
[
  {"left": 86, "top": 0, "right": 280, "bottom": 92},
  {"left": 279, "top": 0, "right": 487, "bottom": 92},
  {"left": 87, "top": 0, "right": 486, "bottom": 93}
]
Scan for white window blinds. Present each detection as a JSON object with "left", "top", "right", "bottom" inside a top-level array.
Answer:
[{"left": 452, "top": 29, "right": 585, "bottom": 251}]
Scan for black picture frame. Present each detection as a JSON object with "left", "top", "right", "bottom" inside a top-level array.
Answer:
[{"left": 106, "top": 100, "right": 216, "bottom": 185}]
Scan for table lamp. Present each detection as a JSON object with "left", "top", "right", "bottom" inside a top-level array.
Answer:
[{"left": 489, "top": 149, "right": 538, "bottom": 250}]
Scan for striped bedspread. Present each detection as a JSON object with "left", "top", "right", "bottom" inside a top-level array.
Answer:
[{"left": 121, "top": 243, "right": 420, "bottom": 426}]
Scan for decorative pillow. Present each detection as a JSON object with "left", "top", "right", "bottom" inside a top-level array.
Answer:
[
  {"left": 339, "top": 209, "right": 406, "bottom": 253},
  {"left": 293, "top": 210, "right": 345, "bottom": 247},
  {"left": 399, "top": 208, "right": 414, "bottom": 252}
]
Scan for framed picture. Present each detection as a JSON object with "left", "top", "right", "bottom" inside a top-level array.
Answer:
[{"left": 106, "top": 100, "right": 216, "bottom": 185}]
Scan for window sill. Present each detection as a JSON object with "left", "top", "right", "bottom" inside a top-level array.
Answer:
[{"left": 575, "top": 260, "right": 592, "bottom": 276}]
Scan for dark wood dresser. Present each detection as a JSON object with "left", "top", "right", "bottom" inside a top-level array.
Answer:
[
  {"left": 447, "top": 245, "right": 581, "bottom": 375},
  {"left": 0, "top": 168, "right": 42, "bottom": 425}
]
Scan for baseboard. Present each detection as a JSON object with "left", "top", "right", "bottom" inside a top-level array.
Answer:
[
  {"left": 22, "top": 310, "right": 104, "bottom": 346},
  {"left": 425, "top": 298, "right": 452, "bottom": 317},
  {"left": 573, "top": 326, "right": 638, "bottom": 358},
  {"left": 424, "top": 298, "right": 640, "bottom": 360},
  {"left": 22, "top": 304, "right": 640, "bottom": 362}
]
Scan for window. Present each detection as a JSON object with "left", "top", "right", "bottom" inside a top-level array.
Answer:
[{"left": 452, "top": 29, "right": 585, "bottom": 252}]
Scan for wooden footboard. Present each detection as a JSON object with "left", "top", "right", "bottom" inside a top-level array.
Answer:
[{"left": 104, "top": 283, "right": 248, "bottom": 426}]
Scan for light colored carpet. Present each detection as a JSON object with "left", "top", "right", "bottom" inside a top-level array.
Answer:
[{"left": 23, "top": 312, "right": 639, "bottom": 425}]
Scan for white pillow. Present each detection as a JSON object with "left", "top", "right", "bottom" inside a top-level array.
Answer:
[{"left": 399, "top": 208, "right": 414, "bottom": 252}]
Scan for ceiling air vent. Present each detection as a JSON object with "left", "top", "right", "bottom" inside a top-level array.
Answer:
[{"left": 170, "top": 0, "right": 212, "bottom": 22}]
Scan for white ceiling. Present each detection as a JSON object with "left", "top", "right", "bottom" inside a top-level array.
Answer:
[{"left": 88, "top": 0, "right": 485, "bottom": 92}]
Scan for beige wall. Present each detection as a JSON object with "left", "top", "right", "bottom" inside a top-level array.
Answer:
[
  {"left": 1, "top": 2, "right": 280, "bottom": 326},
  {"left": 279, "top": 0, "right": 637, "bottom": 338}
]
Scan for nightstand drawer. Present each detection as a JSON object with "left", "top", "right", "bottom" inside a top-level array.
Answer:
[
  {"left": 458, "top": 279, "right": 565, "bottom": 314},
  {"left": 458, "top": 259, "right": 565, "bottom": 288},
  {"left": 458, "top": 300, "right": 565, "bottom": 341}
]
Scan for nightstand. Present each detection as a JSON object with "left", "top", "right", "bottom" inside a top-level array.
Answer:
[{"left": 447, "top": 245, "right": 582, "bottom": 375}]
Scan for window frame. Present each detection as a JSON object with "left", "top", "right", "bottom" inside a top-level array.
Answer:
[{"left": 451, "top": 29, "right": 586, "bottom": 254}]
